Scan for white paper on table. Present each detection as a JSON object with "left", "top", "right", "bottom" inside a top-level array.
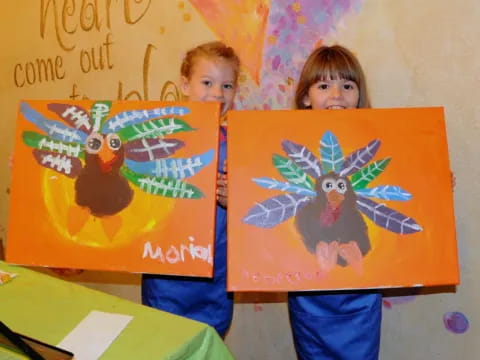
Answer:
[{"left": 57, "top": 310, "right": 133, "bottom": 360}]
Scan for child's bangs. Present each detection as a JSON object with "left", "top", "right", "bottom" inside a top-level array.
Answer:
[{"left": 314, "top": 55, "right": 359, "bottom": 83}]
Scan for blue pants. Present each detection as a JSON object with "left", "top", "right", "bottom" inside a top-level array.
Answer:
[
  {"left": 288, "top": 291, "right": 382, "bottom": 360},
  {"left": 143, "top": 127, "right": 233, "bottom": 337},
  {"left": 142, "top": 206, "right": 233, "bottom": 337}
]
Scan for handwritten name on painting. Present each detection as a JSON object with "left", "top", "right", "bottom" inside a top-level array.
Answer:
[
  {"left": 241, "top": 269, "right": 328, "bottom": 286},
  {"left": 143, "top": 237, "right": 213, "bottom": 265}
]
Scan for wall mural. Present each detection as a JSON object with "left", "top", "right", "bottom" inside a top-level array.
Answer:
[{"left": 190, "top": 0, "right": 362, "bottom": 109}]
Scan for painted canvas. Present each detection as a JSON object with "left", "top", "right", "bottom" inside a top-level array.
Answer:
[
  {"left": 7, "top": 100, "right": 220, "bottom": 276},
  {"left": 227, "top": 107, "right": 459, "bottom": 291}
]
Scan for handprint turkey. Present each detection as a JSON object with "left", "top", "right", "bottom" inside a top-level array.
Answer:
[
  {"left": 243, "top": 131, "right": 422, "bottom": 273},
  {"left": 21, "top": 101, "right": 213, "bottom": 235}
]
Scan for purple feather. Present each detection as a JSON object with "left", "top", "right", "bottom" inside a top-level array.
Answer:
[
  {"left": 281, "top": 140, "right": 321, "bottom": 178},
  {"left": 47, "top": 103, "right": 92, "bottom": 135},
  {"left": 340, "top": 139, "right": 380, "bottom": 176},
  {"left": 32, "top": 149, "right": 83, "bottom": 178},
  {"left": 243, "top": 194, "right": 311, "bottom": 228},
  {"left": 356, "top": 196, "right": 422, "bottom": 234},
  {"left": 124, "top": 138, "right": 185, "bottom": 162}
]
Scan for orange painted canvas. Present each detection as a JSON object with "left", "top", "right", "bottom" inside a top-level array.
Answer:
[
  {"left": 7, "top": 100, "right": 221, "bottom": 276},
  {"left": 227, "top": 107, "right": 459, "bottom": 291}
]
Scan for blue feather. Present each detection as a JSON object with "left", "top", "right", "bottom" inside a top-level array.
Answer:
[
  {"left": 320, "top": 131, "right": 344, "bottom": 173},
  {"left": 355, "top": 185, "right": 412, "bottom": 201},
  {"left": 20, "top": 102, "right": 87, "bottom": 144},
  {"left": 253, "top": 177, "right": 316, "bottom": 196}
]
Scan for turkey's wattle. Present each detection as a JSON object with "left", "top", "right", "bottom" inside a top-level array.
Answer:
[{"left": 295, "top": 173, "right": 370, "bottom": 267}]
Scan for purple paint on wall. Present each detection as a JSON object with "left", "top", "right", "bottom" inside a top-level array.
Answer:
[
  {"left": 443, "top": 312, "right": 469, "bottom": 334},
  {"left": 236, "top": 0, "right": 363, "bottom": 110}
]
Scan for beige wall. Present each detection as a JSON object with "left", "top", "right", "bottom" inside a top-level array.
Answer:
[{"left": 1, "top": 1, "right": 479, "bottom": 359}]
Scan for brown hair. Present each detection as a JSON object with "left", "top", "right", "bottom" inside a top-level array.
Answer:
[
  {"left": 180, "top": 41, "right": 241, "bottom": 83},
  {"left": 294, "top": 45, "right": 371, "bottom": 109}
]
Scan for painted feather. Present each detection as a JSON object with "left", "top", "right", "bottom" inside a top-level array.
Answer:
[
  {"left": 102, "top": 106, "right": 190, "bottom": 133},
  {"left": 23, "top": 131, "right": 84, "bottom": 159},
  {"left": 47, "top": 103, "right": 92, "bottom": 134},
  {"left": 117, "top": 117, "right": 195, "bottom": 142},
  {"left": 253, "top": 177, "right": 317, "bottom": 196},
  {"left": 32, "top": 149, "right": 83, "bottom": 178},
  {"left": 340, "top": 139, "right": 380, "bottom": 177},
  {"left": 356, "top": 196, "right": 422, "bottom": 234},
  {"left": 124, "top": 149, "right": 214, "bottom": 180},
  {"left": 350, "top": 158, "right": 391, "bottom": 190},
  {"left": 355, "top": 185, "right": 412, "bottom": 201},
  {"left": 121, "top": 167, "right": 204, "bottom": 198},
  {"left": 242, "top": 194, "right": 311, "bottom": 228},
  {"left": 320, "top": 131, "right": 344, "bottom": 174},
  {"left": 124, "top": 138, "right": 185, "bottom": 161},
  {"left": 20, "top": 102, "right": 87, "bottom": 144},
  {"left": 273, "top": 154, "right": 314, "bottom": 189},
  {"left": 90, "top": 101, "right": 112, "bottom": 133},
  {"left": 281, "top": 139, "right": 322, "bottom": 178}
]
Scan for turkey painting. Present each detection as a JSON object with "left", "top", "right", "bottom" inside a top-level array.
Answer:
[
  {"left": 227, "top": 108, "right": 458, "bottom": 292},
  {"left": 21, "top": 101, "right": 211, "bottom": 217},
  {"left": 7, "top": 100, "right": 220, "bottom": 276},
  {"left": 242, "top": 131, "right": 422, "bottom": 274}
]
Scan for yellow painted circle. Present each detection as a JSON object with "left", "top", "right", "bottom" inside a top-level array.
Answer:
[{"left": 42, "top": 169, "right": 174, "bottom": 248}]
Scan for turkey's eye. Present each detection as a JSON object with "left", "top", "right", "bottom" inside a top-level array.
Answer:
[
  {"left": 321, "top": 178, "right": 336, "bottom": 192},
  {"left": 336, "top": 179, "right": 347, "bottom": 194},
  {"left": 85, "top": 133, "right": 104, "bottom": 154},
  {"left": 106, "top": 133, "right": 122, "bottom": 150}
]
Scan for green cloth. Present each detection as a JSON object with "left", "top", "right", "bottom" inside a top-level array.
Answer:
[{"left": 0, "top": 261, "right": 233, "bottom": 359}]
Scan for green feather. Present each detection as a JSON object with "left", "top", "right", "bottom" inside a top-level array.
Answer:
[
  {"left": 272, "top": 154, "right": 314, "bottom": 190},
  {"left": 22, "top": 131, "right": 84, "bottom": 159},
  {"left": 91, "top": 101, "right": 112, "bottom": 131},
  {"left": 351, "top": 158, "right": 391, "bottom": 190},
  {"left": 121, "top": 167, "right": 204, "bottom": 199},
  {"left": 117, "top": 118, "right": 195, "bottom": 142}
]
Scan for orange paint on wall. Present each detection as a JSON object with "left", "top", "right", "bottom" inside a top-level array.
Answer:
[{"left": 189, "top": 0, "right": 270, "bottom": 83}]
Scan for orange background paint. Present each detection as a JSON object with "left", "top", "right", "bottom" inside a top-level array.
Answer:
[
  {"left": 227, "top": 107, "right": 459, "bottom": 291},
  {"left": 7, "top": 100, "right": 220, "bottom": 276}
]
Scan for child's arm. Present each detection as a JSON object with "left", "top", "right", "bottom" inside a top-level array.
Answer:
[{"left": 216, "top": 160, "right": 227, "bottom": 208}]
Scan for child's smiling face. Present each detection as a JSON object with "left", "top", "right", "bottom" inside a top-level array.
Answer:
[
  {"left": 303, "top": 78, "right": 360, "bottom": 110},
  {"left": 181, "top": 57, "right": 237, "bottom": 115}
]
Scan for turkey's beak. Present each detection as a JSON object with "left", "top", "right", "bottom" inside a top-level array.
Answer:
[
  {"left": 97, "top": 146, "right": 117, "bottom": 173},
  {"left": 327, "top": 190, "right": 344, "bottom": 210}
]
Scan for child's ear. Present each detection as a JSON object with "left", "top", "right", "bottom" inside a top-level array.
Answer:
[
  {"left": 302, "top": 95, "right": 311, "bottom": 108},
  {"left": 180, "top": 76, "right": 190, "bottom": 97}
]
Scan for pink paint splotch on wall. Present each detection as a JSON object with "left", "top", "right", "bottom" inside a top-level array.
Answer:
[
  {"left": 382, "top": 296, "right": 417, "bottom": 309},
  {"left": 237, "top": 0, "right": 363, "bottom": 110}
]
